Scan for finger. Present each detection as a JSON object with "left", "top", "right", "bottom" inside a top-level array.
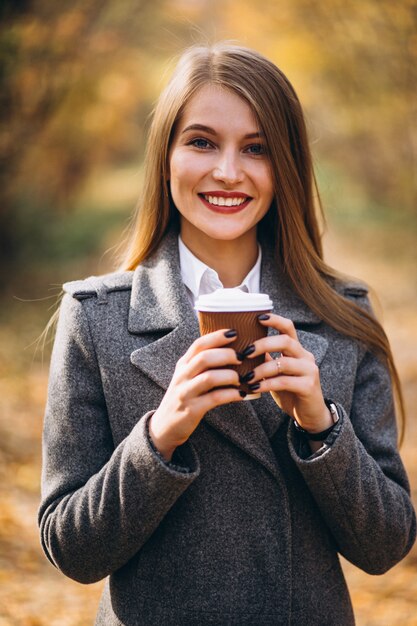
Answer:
[
  {"left": 185, "top": 347, "right": 242, "bottom": 379},
  {"left": 246, "top": 334, "right": 306, "bottom": 359},
  {"left": 252, "top": 374, "right": 313, "bottom": 396},
  {"left": 257, "top": 313, "right": 298, "bottom": 340},
  {"left": 253, "top": 355, "right": 315, "bottom": 381},
  {"left": 198, "top": 386, "right": 244, "bottom": 414},
  {"left": 184, "top": 329, "right": 241, "bottom": 362},
  {"left": 190, "top": 367, "right": 240, "bottom": 396}
]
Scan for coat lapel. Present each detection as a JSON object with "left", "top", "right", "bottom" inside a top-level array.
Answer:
[
  {"left": 203, "top": 401, "right": 283, "bottom": 482},
  {"left": 128, "top": 231, "right": 200, "bottom": 389},
  {"left": 128, "top": 232, "right": 328, "bottom": 482}
]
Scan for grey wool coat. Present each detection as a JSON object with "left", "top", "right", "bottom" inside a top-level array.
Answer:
[{"left": 39, "top": 230, "right": 416, "bottom": 626}]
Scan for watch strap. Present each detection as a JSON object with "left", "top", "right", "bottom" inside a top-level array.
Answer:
[{"left": 293, "top": 399, "right": 340, "bottom": 441}]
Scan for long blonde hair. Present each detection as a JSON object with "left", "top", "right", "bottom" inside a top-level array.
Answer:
[{"left": 120, "top": 42, "right": 405, "bottom": 441}]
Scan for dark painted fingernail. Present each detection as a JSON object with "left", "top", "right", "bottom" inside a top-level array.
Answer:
[
  {"left": 258, "top": 314, "right": 270, "bottom": 320},
  {"left": 239, "top": 370, "right": 255, "bottom": 383},
  {"left": 236, "top": 352, "right": 244, "bottom": 361},
  {"left": 248, "top": 382, "right": 261, "bottom": 391},
  {"left": 224, "top": 329, "right": 237, "bottom": 338},
  {"left": 239, "top": 390, "right": 247, "bottom": 398},
  {"left": 241, "top": 344, "right": 255, "bottom": 357}
]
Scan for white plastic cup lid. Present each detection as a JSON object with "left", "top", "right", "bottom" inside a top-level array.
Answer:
[{"left": 195, "top": 288, "right": 273, "bottom": 313}]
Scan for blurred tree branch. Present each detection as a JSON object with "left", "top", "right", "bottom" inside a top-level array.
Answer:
[
  {"left": 0, "top": 0, "right": 163, "bottom": 288},
  {"left": 288, "top": 0, "right": 417, "bottom": 215}
]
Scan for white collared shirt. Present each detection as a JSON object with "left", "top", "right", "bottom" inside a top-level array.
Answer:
[{"left": 178, "top": 236, "right": 262, "bottom": 310}]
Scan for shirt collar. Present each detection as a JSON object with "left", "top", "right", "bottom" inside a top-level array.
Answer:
[{"left": 178, "top": 236, "right": 262, "bottom": 305}]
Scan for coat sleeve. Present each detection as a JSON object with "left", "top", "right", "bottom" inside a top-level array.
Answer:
[
  {"left": 288, "top": 313, "right": 416, "bottom": 574},
  {"left": 38, "top": 294, "right": 200, "bottom": 584}
]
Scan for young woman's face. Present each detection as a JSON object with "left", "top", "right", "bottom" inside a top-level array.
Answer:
[{"left": 168, "top": 84, "right": 274, "bottom": 248}]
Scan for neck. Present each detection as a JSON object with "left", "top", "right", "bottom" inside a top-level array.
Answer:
[{"left": 180, "top": 228, "right": 259, "bottom": 287}]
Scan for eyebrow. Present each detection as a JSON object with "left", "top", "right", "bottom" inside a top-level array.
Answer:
[{"left": 181, "top": 124, "right": 263, "bottom": 140}]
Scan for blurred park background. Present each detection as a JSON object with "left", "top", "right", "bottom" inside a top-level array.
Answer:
[{"left": 0, "top": 0, "right": 416, "bottom": 624}]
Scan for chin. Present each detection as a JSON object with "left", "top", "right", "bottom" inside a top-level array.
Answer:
[
  {"left": 199, "top": 221, "right": 255, "bottom": 240},
  {"left": 204, "top": 229, "right": 250, "bottom": 242}
]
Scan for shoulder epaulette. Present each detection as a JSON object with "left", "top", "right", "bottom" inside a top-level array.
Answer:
[
  {"left": 342, "top": 283, "right": 369, "bottom": 299},
  {"left": 331, "top": 276, "right": 368, "bottom": 299},
  {"left": 63, "top": 271, "right": 134, "bottom": 304}
]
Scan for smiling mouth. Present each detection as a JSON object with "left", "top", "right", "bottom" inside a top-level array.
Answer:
[
  {"left": 198, "top": 193, "right": 252, "bottom": 212},
  {"left": 200, "top": 193, "right": 249, "bottom": 207}
]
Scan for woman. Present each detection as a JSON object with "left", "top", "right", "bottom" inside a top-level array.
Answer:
[{"left": 39, "top": 43, "right": 416, "bottom": 625}]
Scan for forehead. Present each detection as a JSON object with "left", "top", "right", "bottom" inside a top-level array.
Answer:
[{"left": 176, "top": 84, "right": 259, "bottom": 133}]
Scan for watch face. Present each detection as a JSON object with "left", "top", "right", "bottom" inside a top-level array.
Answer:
[
  {"left": 325, "top": 400, "right": 339, "bottom": 424},
  {"left": 330, "top": 405, "right": 339, "bottom": 424}
]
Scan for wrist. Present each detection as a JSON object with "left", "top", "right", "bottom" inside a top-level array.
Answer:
[
  {"left": 293, "top": 400, "right": 340, "bottom": 441},
  {"left": 148, "top": 415, "right": 176, "bottom": 462},
  {"left": 298, "top": 409, "right": 333, "bottom": 434},
  {"left": 294, "top": 399, "right": 333, "bottom": 433}
]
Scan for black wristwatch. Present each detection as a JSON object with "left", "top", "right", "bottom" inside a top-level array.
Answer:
[{"left": 293, "top": 399, "right": 340, "bottom": 441}]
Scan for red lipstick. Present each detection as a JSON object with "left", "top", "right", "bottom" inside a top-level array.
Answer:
[
  {"left": 201, "top": 191, "right": 251, "bottom": 198},
  {"left": 198, "top": 191, "right": 252, "bottom": 214}
]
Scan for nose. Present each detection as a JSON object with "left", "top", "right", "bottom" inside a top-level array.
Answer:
[{"left": 212, "top": 149, "right": 244, "bottom": 186}]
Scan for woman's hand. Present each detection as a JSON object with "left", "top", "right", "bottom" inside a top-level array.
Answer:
[
  {"left": 149, "top": 329, "right": 243, "bottom": 461},
  {"left": 243, "top": 314, "right": 333, "bottom": 434}
]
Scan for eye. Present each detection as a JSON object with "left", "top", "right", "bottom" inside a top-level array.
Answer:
[
  {"left": 188, "top": 137, "right": 213, "bottom": 150},
  {"left": 245, "top": 143, "right": 266, "bottom": 156}
]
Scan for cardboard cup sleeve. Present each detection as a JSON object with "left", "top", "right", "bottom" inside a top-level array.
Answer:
[{"left": 197, "top": 309, "right": 271, "bottom": 397}]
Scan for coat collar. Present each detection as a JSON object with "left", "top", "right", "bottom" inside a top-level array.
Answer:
[
  {"left": 128, "top": 230, "right": 193, "bottom": 334},
  {"left": 128, "top": 230, "right": 328, "bottom": 482},
  {"left": 128, "top": 230, "right": 322, "bottom": 333},
  {"left": 259, "top": 242, "right": 321, "bottom": 325}
]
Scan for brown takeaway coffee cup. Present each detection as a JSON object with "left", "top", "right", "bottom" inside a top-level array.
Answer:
[{"left": 195, "top": 289, "right": 273, "bottom": 399}]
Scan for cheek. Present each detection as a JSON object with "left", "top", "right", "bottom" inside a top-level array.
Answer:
[
  {"left": 257, "top": 168, "right": 274, "bottom": 204},
  {"left": 264, "top": 166, "right": 275, "bottom": 198},
  {"left": 169, "top": 152, "right": 200, "bottom": 187},
  {"left": 168, "top": 155, "right": 201, "bottom": 215}
]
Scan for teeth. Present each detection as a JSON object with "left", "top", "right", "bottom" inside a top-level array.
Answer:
[{"left": 204, "top": 195, "right": 247, "bottom": 206}]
